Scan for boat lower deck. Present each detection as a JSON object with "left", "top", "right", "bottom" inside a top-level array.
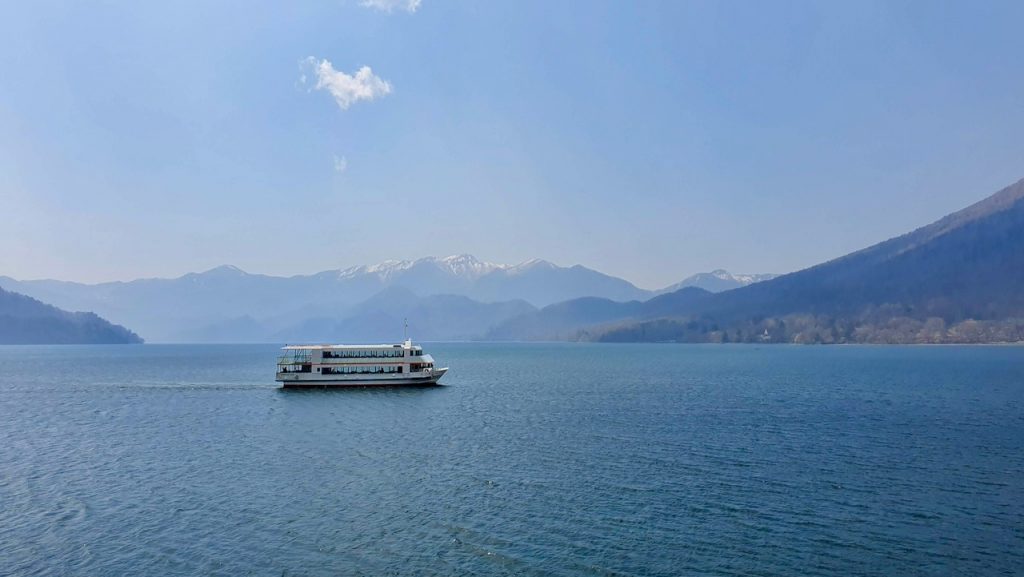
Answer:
[
  {"left": 281, "top": 381, "right": 443, "bottom": 388},
  {"left": 278, "top": 368, "right": 448, "bottom": 388}
]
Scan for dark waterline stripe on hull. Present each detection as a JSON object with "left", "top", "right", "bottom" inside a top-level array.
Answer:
[
  {"left": 281, "top": 381, "right": 442, "bottom": 388},
  {"left": 279, "top": 376, "right": 443, "bottom": 388}
]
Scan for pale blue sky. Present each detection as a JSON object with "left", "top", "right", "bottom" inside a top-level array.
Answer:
[{"left": 2, "top": 1, "right": 1022, "bottom": 289}]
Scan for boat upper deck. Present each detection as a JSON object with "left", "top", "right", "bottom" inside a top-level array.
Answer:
[
  {"left": 277, "top": 340, "right": 428, "bottom": 365},
  {"left": 282, "top": 343, "right": 408, "bottom": 350}
]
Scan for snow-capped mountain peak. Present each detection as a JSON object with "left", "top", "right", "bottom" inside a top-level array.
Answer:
[
  {"left": 433, "top": 254, "right": 508, "bottom": 278},
  {"left": 336, "top": 260, "right": 411, "bottom": 280},
  {"left": 507, "top": 258, "right": 556, "bottom": 274},
  {"left": 185, "top": 265, "right": 249, "bottom": 281},
  {"left": 660, "top": 269, "right": 778, "bottom": 294},
  {"left": 731, "top": 272, "right": 776, "bottom": 284},
  {"left": 203, "top": 264, "right": 247, "bottom": 275},
  {"left": 336, "top": 255, "right": 511, "bottom": 282}
]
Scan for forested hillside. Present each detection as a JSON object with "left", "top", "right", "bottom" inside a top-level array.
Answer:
[
  {"left": 0, "top": 287, "right": 142, "bottom": 344},
  {"left": 530, "top": 177, "right": 1024, "bottom": 344}
]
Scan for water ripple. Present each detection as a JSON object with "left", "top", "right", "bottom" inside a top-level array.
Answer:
[{"left": 0, "top": 343, "right": 1022, "bottom": 576}]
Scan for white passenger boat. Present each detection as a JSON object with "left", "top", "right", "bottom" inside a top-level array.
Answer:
[{"left": 276, "top": 339, "right": 447, "bottom": 388}]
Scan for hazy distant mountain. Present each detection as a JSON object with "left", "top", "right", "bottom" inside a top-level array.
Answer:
[
  {"left": 657, "top": 270, "right": 778, "bottom": 294},
  {"left": 0, "top": 287, "right": 142, "bottom": 344},
  {"left": 327, "top": 255, "right": 651, "bottom": 305},
  {"left": 585, "top": 177, "right": 1024, "bottom": 344},
  {"left": 272, "top": 287, "right": 536, "bottom": 343},
  {"left": 0, "top": 266, "right": 304, "bottom": 343},
  {"left": 486, "top": 297, "right": 645, "bottom": 341},
  {"left": 1, "top": 255, "right": 608, "bottom": 341},
  {"left": 486, "top": 287, "right": 712, "bottom": 341},
  {"left": 470, "top": 259, "right": 651, "bottom": 304},
  {"left": 0, "top": 253, "right": 776, "bottom": 343}
]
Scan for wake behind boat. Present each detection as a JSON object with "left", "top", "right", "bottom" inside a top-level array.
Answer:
[{"left": 276, "top": 339, "right": 448, "bottom": 388}]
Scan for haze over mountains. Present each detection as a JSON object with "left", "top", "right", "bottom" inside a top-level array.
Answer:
[
  {"left": 3, "top": 177, "right": 1022, "bottom": 345},
  {"left": 656, "top": 271, "right": 778, "bottom": 294},
  {"left": 505, "top": 177, "right": 1024, "bottom": 344},
  {"left": 0, "top": 255, "right": 771, "bottom": 343},
  {"left": 0, "top": 287, "right": 141, "bottom": 344}
]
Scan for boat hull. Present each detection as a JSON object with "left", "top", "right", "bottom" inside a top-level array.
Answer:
[{"left": 278, "top": 368, "right": 448, "bottom": 388}]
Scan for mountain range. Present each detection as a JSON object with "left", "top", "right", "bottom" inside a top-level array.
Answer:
[
  {"left": 0, "top": 255, "right": 772, "bottom": 343},
  {"left": 497, "top": 177, "right": 1024, "bottom": 344},
  {"left": 6, "top": 176, "right": 1020, "bottom": 345}
]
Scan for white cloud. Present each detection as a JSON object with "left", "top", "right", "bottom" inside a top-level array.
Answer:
[
  {"left": 360, "top": 0, "right": 421, "bottom": 13},
  {"left": 300, "top": 57, "right": 392, "bottom": 110},
  {"left": 333, "top": 155, "right": 348, "bottom": 173}
]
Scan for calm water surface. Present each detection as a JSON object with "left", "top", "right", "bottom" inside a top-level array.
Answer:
[{"left": 1, "top": 344, "right": 1022, "bottom": 576}]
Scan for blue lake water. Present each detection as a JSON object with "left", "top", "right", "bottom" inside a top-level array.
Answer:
[{"left": 1, "top": 343, "right": 1022, "bottom": 576}]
